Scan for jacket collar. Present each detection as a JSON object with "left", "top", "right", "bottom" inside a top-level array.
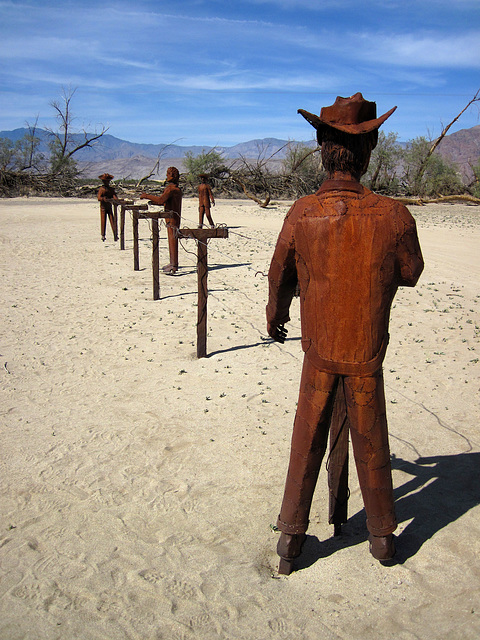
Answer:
[{"left": 317, "top": 179, "right": 364, "bottom": 195}]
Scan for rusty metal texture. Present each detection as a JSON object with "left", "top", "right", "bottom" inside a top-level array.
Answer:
[
  {"left": 132, "top": 209, "right": 173, "bottom": 300},
  {"left": 140, "top": 167, "right": 182, "bottom": 274},
  {"left": 198, "top": 174, "right": 216, "bottom": 228},
  {"left": 179, "top": 227, "right": 229, "bottom": 358},
  {"left": 97, "top": 174, "right": 119, "bottom": 242},
  {"left": 267, "top": 94, "right": 423, "bottom": 574},
  {"left": 106, "top": 199, "right": 133, "bottom": 249}
]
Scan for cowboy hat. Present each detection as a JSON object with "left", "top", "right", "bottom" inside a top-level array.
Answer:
[
  {"left": 98, "top": 173, "right": 114, "bottom": 181},
  {"left": 298, "top": 92, "right": 396, "bottom": 135}
]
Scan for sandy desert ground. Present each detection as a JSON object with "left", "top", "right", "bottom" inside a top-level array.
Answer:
[{"left": 0, "top": 196, "right": 479, "bottom": 640}]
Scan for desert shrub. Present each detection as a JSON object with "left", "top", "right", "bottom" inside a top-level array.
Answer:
[
  {"left": 363, "top": 131, "right": 402, "bottom": 195},
  {"left": 469, "top": 158, "right": 480, "bottom": 197},
  {"left": 0, "top": 138, "right": 16, "bottom": 171},
  {"left": 0, "top": 130, "right": 45, "bottom": 173},
  {"left": 184, "top": 149, "right": 227, "bottom": 184},
  {"left": 48, "top": 138, "right": 78, "bottom": 178},
  {"left": 401, "top": 136, "right": 464, "bottom": 197},
  {"left": 282, "top": 143, "right": 325, "bottom": 197}
]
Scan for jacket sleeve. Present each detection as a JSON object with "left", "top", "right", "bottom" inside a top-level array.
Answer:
[
  {"left": 266, "top": 204, "right": 298, "bottom": 326},
  {"left": 146, "top": 184, "right": 173, "bottom": 206},
  {"left": 396, "top": 205, "right": 424, "bottom": 287}
]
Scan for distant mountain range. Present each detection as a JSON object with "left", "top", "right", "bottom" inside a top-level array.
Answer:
[
  {"left": 437, "top": 125, "right": 480, "bottom": 177},
  {"left": 1, "top": 125, "right": 479, "bottom": 181},
  {"left": 0, "top": 127, "right": 316, "bottom": 179}
]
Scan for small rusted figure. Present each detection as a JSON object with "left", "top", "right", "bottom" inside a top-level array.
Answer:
[
  {"left": 140, "top": 167, "right": 182, "bottom": 275},
  {"left": 198, "top": 173, "right": 215, "bottom": 228},
  {"left": 97, "top": 173, "right": 119, "bottom": 241},
  {"left": 267, "top": 93, "right": 424, "bottom": 574}
]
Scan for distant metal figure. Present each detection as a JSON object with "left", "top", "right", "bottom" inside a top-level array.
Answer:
[
  {"left": 198, "top": 173, "right": 215, "bottom": 228},
  {"left": 267, "top": 93, "right": 424, "bottom": 574},
  {"left": 140, "top": 167, "right": 182, "bottom": 275},
  {"left": 97, "top": 173, "right": 118, "bottom": 241}
]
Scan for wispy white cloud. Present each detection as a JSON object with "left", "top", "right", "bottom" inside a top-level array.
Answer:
[
  {"left": 1, "top": 0, "right": 479, "bottom": 144},
  {"left": 169, "top": 69, "right": 342, "bottom": 92},
  {"left": 0, "top": 35, "right": 99, "bottom": 60},
  {"left": 361, "top": 31, "right": 480, "bottom": 68},
  {"left": 267, "top": 26, "right": 480, "bottom": 70}
]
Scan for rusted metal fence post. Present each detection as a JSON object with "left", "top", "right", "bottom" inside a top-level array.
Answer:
[
  {"left": 106, "top": 199, "right": 133, "bottom": 250},
  {"left": 152, "top": 217, "right": 160, "bottom": 300},
  {"left": 328, "top": 383, "right": 350, "bottom": 536},
  {"left": 178, "top": 227, "right": 228, "bottom": 358},
  {"left": 131, "top": 209, "right": 172, "bottom": 300},
  {"left": 120, "top": 204, "right": 149, "bottom": 270},
  {"left": 120, "top": 205, "right": 126, "bottom": 250},
  {"left": 111, "top": 201, "right": 119, "bottom": 240}
]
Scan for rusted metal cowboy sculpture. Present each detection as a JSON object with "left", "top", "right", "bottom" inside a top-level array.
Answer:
[
  {"left": 97, "top": 173, "right": 119, "bottom": 242},
  {"left": 140, "top": 167, "right": 182, "bottom": 275},
  {"left": 267, "top": 93, "right": 424, "bottom": 574},
  {"left": 198, "top": 173, "right": 215, "bottom": 228}
]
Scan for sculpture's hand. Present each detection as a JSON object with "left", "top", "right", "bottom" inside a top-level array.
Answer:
[
  {"left": 268, "top": 322, "right": 288, "bottom": 344},
  {"left": 140, "top": 193, "right": 148, "bottom": 200}
]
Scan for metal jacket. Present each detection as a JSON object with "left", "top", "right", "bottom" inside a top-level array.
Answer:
[
  {"left": 267, "top": 181, "right": 424, "bottom": 375},
  {"left": 146, "top": 183, "right": 182, "bottom": 227},
  {"left": 97, "top": 184, "right": 117, "bottom": 213}
]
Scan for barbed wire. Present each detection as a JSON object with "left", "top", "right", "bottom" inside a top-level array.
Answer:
[
  {"left": 120, "top": 206, "right": 463, "bottom": 449},
  {"left": 123, "top": 205, "right": 292, "bottom": 344},
  {"left": 123, "top": 204, "right": 475, "bottom": 452},
  {"left": 129, "top": 204, "right": 280, "bottom": 248}
]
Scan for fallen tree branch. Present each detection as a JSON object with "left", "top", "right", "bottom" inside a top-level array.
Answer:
[
  {"left": 394, "top": 194, "right": 480, "bottom": 206},
  {"left": 231, "top": 176, "right": 271, "bottom": 207}
]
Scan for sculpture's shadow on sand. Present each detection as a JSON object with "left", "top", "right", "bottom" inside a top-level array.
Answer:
[
  {"left": 297, "top": 451, "right": 480, "bottom": 570},
  {"left": 158, "top": 262, "right": 251, "bottom": 280},
  {"left": 209, "top": 336, "right": 301, "bottom": 357},
  {"left": 209, "top": 262, "right": 251, "bottom": 271}
]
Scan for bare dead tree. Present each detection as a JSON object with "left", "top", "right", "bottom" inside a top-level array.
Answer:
[
  {"left": 18, "top": 116, "right": 42, "bottom": 171},
  {"left": 413, "top": 88, "right": 480, "bottom": 189},
  {"left": 289, "top": 144, "right": 321, "bottom": 172},
  {"left": 136, "top": 139, "right": 182, "bottom": 187},
  {"left": 224, "top": 141, "right": 293, "bottom": 206},
  {"left": 45, "top": 87, "right": 108, "bottom": 174}
]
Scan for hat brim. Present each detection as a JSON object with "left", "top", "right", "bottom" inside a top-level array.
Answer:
[{"left": 298, "top": 106, "right": 397, "bottom": 134}]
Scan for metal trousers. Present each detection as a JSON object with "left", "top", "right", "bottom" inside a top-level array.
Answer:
[
  {"left": 166, "top": 218, "right": 180, "bottom": 268},
  {"left": 100, "top": 208, "right": 117, "bottom": 239},
  {"left": 277, "top": 356, "right": 397, "bottom": 537}
]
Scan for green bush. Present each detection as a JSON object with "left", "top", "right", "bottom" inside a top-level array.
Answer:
[
  {"left": 363, "top": 131, "right": 402, "bottom": 195},
  {"left": 401, "top": 136, "right": 464, "bottom": 197},
  {"left": 183, "top": 149, "right": 227, "bottom": 185},
  {"left": 282, "top": 143, "right": 325, "bottom": 197}
]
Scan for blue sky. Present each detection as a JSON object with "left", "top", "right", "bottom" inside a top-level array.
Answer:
[{"left": 1, "top": 0, "right": 479, "bottom": 146}]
